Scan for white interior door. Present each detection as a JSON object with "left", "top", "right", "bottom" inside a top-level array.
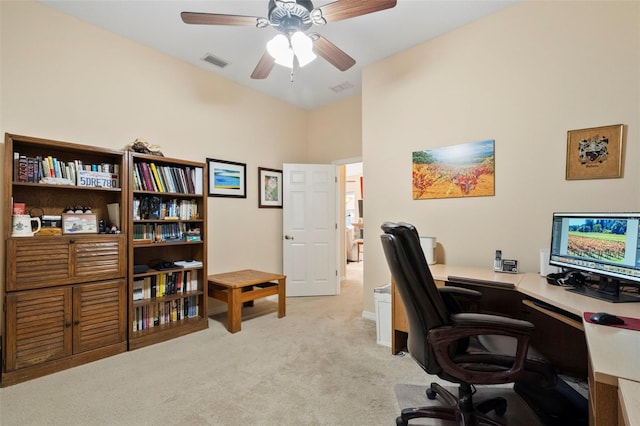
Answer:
[{"left": 283, "top": 164, "right": 338, "bottom": 296}]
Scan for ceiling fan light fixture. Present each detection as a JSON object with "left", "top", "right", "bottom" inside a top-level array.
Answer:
[
  {"left": 291, "top": 31, "right": 316, "bottom": 67},
  {"left": 267, "top": 34, "right": 294, "bottom": 67}
]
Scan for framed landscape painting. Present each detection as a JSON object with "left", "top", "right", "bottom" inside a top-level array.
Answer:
[
  {"left": 207, "top": 158, "right": 246, "bottom": 198},
  {"left": 412, "top": 139, "right": 495, "bottom": 200}
]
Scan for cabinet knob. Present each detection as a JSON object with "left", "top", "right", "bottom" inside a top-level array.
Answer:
[
  {"left": 284, "top": 235, "right": 294, "bottom": 240},
  {"left": 69, "top": 239, "right": 75, "bottom": 244},
  {"left": 74, "top": 320, "right": 80, "bottom": 325},
  {"left": 65, "top": 322, "right": 72, "bottom": 328}
]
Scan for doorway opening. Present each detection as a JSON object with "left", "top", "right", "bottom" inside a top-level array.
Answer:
[{"left": 345, "top": 162, "right": 363, "bottom": 263}]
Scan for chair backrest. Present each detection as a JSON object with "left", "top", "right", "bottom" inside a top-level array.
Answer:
[{"left": 380, "top": 222, "right": 450, "bottom": 374}]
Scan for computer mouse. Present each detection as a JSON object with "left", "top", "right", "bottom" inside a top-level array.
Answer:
[{"left": 590, "top": 312, "right": 625, "bottom": 326}]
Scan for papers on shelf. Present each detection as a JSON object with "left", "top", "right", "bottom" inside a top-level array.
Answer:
[{"left": 174, "top": 260, "right": 203, "bottom": 268}]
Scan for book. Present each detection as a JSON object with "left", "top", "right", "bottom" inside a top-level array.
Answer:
[
  {"left": 194, "top": 167, "right": 203, "bottom": 195},
  {"left": 184, "top": 166, "right": 195, "bottom": 194},
  {"left": 149, "top": 163, "right": 164, "bottom": 192},
  {"left": 160, "top": 165, "right": 174, "bottom": 193},
  {"left": 157, "top": 165, "right": 169, "bottom": 193},
  {"left": 139, "top": 162, "right": 155, "bottom": 191},
  {"left": 13, "top": 203, "right": 26, "bottom": 215},
  {"left": 13, "top": 152, "right": 19, "bottom": 181},
  {"left": 47, "top": 156, "right": 55, "bottom": 177},
  {"left": 133, "top": 279, "right": 144, "bottom": 301},
  {"left": 133, "top": 163, "right": 142, "bottom": 190},
  {"left": 27, "top": 158, "right": 35, "bottom": 182},
  {"left": 170, "top": 167, "right": 184, "bottom": 193},
  {"left": 17, "top": 155, "right": 28, "bottom": 182}
]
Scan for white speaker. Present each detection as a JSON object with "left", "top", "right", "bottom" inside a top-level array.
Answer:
[
  {"left": 540, "top": 248, "right": 561, "bottom": 276},
  {"left": 420, "top": 237, "right": 437, "bottom": 265}
]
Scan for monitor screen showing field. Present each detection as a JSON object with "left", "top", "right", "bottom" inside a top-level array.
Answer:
[{"left": 550, "top": 212, "right": 640, "bottom": 283}]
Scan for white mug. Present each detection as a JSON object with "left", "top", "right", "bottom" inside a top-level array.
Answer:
[{"left": 12, "top": 214, "right": 41, "bottom": 237}]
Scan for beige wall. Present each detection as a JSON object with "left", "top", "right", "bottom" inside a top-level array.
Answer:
[
  {"left": 307, "top": 95, "right": 362, "bottom": 163},
  {"left": 0, "top": 1, "right": 310, "bottom": 328},
  {"left": 362, "top": 1, "right": 640, "bottom": 312}
]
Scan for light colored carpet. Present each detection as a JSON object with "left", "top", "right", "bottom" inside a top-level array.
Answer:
[
  {"left": 0, "top": 263, "right": 434, "bottom": 426},
  {"left": 394, "top": 384, "right": 543, "bottom": 425}
]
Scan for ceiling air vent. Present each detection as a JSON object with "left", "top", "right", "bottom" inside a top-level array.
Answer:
[
  {"left": 202, "top": 53, "right": 229, "bottom": 68},
  {"left": 329, "top": 81, "right": 354, "bottom": 93}
]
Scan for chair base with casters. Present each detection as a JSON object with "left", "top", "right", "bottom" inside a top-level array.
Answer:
[{"left": 397, "top": 382, "right": 507, "bottom": 426}]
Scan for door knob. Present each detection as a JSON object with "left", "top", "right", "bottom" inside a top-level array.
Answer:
[{"left": 284, "top": 235, "right": 294, "bottom": 240}]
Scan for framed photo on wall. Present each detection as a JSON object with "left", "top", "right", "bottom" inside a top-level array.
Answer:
[
  {"left": 566, "top": 124, "right": 624, "bottom": 180},
  {"left": 207, "top": 158, "right": 247, "bottom": 198},
  {"left": 258, "top": 167, "right": 283, "bottom": 208}
]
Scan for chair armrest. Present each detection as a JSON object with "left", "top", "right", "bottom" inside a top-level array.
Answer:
[
  {"left": 428, "top": 313, "right": 534, "bottom": 385},
  {"left": 438, "top": 286, "right": 482, "bottom": 300},
  {"left": 450, "top": 313, "right": 534, "bottom": 331},
  {"left": 437, "top": 286, "right": 482, "bottom": 315}
]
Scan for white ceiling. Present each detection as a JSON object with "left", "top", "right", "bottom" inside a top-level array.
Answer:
[{"left": 39, "top": 0, "right": 516, "bottom": 110}]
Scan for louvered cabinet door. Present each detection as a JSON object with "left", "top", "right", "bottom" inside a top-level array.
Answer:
[
  {"left": 6, "top": 238, "right": 72, "bottom": 291},
  {"left": 73, "top": 279, "right": 126, "bottom": 353},
  {"left": 5, "top": 287, "right": 73, "bottom": 371},
  {"left": 72, "top": 236, "right": 126, "bottom": 281}
]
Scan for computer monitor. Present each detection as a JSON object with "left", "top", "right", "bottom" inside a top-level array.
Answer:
[{"left": 549, "top": 212, "right": 640, "bottom": 303}]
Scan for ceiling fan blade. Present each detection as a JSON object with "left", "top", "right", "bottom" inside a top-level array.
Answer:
[
  {"left": 251, "top": 52, "right": 276, "bottom": 79},
  {"left": 318, "top": 0, "right": 397, "bottom": 23},
  {"left": 312, "top": 35, "right": 356, "bottom": 71},
  {"left": 181, "top": 12, "right": 261, "bottom": 26}
]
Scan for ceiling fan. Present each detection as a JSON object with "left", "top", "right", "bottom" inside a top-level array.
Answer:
[{"left": 181, "top": 0, "right": 397, "bottom": 80}]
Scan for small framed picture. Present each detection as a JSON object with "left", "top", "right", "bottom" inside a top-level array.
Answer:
[
  {"left": 566, "top": 124, "right": 624, "bottom": 180},
  {"left": 207, "top": 158, "right": 247, "bottom": 198},
  {"left": 62, "top": 213, "right": 98, "bottom": 234},
  {"left": 258, "top": 167, "right": 283, "bottom": 208}
]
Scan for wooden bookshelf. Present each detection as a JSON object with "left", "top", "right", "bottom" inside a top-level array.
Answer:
[
  {"left": 127, "top": 152, "right": 208, "bottom": 350},
  {"left": 2, "top": 133, "right": 128, "bottom": 386}
]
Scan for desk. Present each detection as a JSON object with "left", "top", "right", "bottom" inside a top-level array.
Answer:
[
  {"left": 208, "top": 269, "right": 286, "bottom": 333},
  {"left": 617, "top": 379, "right": 640, "bottom": 426},
  {"left": 390, "top": 264, "right": 640, "bottom": 425}
]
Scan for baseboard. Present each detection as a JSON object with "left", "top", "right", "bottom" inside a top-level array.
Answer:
[{"left": 362, "top": 310, "right": 376, "bottom": 321}]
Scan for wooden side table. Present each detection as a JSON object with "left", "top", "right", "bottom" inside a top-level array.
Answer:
[{"left": 208, "top": 269, "right": 286, "bottom": 333}]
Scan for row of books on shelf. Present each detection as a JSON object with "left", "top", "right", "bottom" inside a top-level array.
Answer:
[
  {"left": 132, "top": 197, "right": 198, "bottom": 221},
  {"left": 133, "top": 223, "right": 201, "bottom": 242},
  {"left": 132, "top": 296, "right": 199, "bottom": 331},
  {"left": 133, "top": 270, "right": 199, "bottom": 300},
  {"left": 133, "top": 161, "right": 203, "bottom": 195},
  {"left": 13, "top": 152, "right": 119, "bottom": 187}
]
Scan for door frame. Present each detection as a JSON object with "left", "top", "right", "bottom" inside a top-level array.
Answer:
[{"left": 333, "top": 156, "right": 362, "bottom": 281}]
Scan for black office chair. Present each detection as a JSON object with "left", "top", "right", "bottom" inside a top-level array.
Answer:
[{"left": 380, "top": 222, "right": 557, "bottom": 426}]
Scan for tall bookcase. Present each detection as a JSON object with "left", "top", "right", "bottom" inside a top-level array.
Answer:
[
  {"left": 2, "top": 134, "right": 128, "bottom": 386},
  {"left": 127, "top": 152, "right": 208, "bottom": 350}
]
